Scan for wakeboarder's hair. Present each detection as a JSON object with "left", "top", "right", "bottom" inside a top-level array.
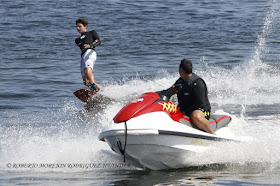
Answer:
[{"left": 76, "top": 18, "right": 88, "bottom": 26}]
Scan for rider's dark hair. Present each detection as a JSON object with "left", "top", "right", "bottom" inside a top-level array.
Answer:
[{"left": 180, "top": 59, "right": 192, "bottom": 74}]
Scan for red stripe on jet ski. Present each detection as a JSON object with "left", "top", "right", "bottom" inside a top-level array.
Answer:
[
  {"left": 181, "top": 117, "right": 190, "bottom": 122},
  {"left": 216, "top": 115, "right": 231, "bottom": 124},
  {"left": 181, "top": 117, "right": 216, "bottom": 124}
]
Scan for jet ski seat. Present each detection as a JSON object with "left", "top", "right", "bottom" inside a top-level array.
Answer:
[{"left": 179, "top": 114, "right": 232, "bottom": 132}]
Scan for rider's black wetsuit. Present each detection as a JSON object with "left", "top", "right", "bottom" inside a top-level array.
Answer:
[{"left": 157, "top": 73, "right": 211, "bottom": 118}]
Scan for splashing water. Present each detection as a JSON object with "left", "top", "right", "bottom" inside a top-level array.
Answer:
[{"left": 192, "top": 0, "right": 280, "bottom": 169}]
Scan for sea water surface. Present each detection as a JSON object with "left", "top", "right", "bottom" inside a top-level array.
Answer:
[{"left": 1, "top": 0, "right": 280, "bottom": 185}]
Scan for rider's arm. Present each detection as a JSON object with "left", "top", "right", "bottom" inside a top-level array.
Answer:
[
  {"left": 156, "top": 86, "right": 175, "bottom": 100},
  {"left": 156, "top": 78, "right": 182, "bottom": 100},
  {"left": 192, "top": 79, "right": 206, "bottom": 108}
]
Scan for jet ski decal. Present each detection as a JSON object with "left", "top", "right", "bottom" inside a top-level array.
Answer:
[{"left": 158, "top": 102, "right": 178, "bottom": 114}]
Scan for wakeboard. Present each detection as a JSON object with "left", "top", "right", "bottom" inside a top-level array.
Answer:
[{"left": 73, "top": 89, "right": 97, "bottom": 103}]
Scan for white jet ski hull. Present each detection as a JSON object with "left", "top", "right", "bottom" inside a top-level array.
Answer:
[{"left": 99, "top": 112, "right": 235, "bottom": 170}]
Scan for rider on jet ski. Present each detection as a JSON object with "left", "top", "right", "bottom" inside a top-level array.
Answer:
[{"left": 157, "top": 59, "right": 216, "bottom": 135}]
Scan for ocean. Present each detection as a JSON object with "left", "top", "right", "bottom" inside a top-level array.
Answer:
[{"left": 1, "top": 0, "right": 280, "bottom": 185}]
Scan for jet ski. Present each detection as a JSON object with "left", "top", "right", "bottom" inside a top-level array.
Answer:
[{"left": 98, "top": 92, "right": 237, "bottom": 170}]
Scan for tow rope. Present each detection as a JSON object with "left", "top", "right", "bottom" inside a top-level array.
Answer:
[{"left": 117, "top": 121, "right": 127, "bottom": 162}]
